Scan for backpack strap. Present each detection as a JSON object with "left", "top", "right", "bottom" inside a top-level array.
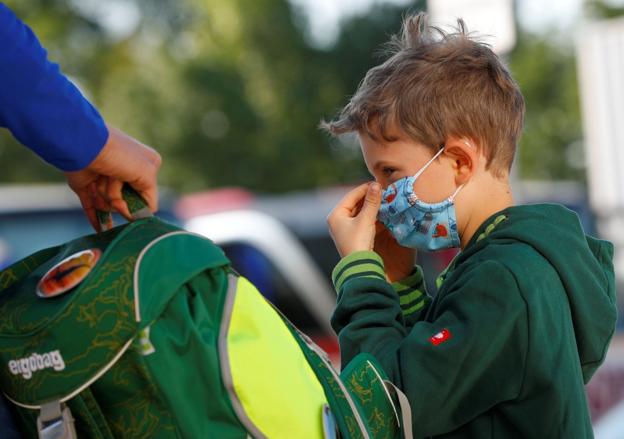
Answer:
[
  {"left": 37, "top": 400, "right": 76, "bottom": 439},
  {"left": 341, "top": 353, "right": 414, "bottom": 439},
  {"left": 97, "top": 184, "right": 152, "bottom": 232},
  {"left": 66, "top": 388, "right": 115, "bottom": 439},
  {"left": 383, "top": 380, "right": 413, "bottom": 439}
]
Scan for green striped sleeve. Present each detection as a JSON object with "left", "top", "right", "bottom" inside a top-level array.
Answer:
[
  {"left": 391, "top": 266, "right": 426, "bottom": 317},
  {"left": 399, "top": 288, "right": 423, "bottom": 306},
  {"left": 332, "top": 251, "right": 386, "bottom": 292},
  {"left": 402, "top": 299, "right": 425, "bottom": 316},
  {"left": 392, "top": 266, "right": 424, "bottom": 293}
]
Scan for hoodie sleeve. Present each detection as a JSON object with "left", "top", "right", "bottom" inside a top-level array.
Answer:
[
  {"left": 331, "top": 254, "right": 528, "bottom": 436},
  {"left": 389, "top": 265, "right": 431, "bottom": 326},
  {"left": 0, "top": 5, "right": 108, "bottom": 171},
  {"left": 332, "top": 252, "right": 432, "bottom": 328}
]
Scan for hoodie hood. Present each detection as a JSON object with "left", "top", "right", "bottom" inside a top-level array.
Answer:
[{"left": 463, "top": 203, "right": 617, "bottom": 382}]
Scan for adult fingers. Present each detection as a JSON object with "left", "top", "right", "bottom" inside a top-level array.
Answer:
[
  {"left": 90, "top": 126, "right": 161, "bottom": 214},
  {"left": 133, "top": 177, "right": 159, "bottom": 214},
  {"left": 130, "top": 145, "right": 161, "bottom": 213},
  {"left": 106, "top": 179, "right": 132, "bottom": 221},
  {"left": 75, "top": 186, "right": 100, "bottom": 232},
  {"left": 95, "top": 176, "right": 108, "bottom": 206},
  {"left": 94, "top": 177, "right": 114, "bottom": 212}
]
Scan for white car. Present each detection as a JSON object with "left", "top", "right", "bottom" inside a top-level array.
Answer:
[{"left": 178, "top": 188, "right": 345, "bottom": 364}]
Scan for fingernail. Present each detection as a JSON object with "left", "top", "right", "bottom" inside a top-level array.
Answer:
[{"left": 370, "top": 182, "right": 380, "bottom": 193}]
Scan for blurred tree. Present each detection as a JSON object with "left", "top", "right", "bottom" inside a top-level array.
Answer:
[
  {"left": 510, "top": 0, "right": 624, "bottom": 182},
  {"left": 0, "top": 0, "right": 588, "bottom": 192},
  {"left": 509, "top": 31, "right": 585, "bottom": 181},
  {"left": 586, "top": 0, "right": 624, "bottom": 19},
  {"left": 0, "top": 0, "right": 109, "bottom": 183}
]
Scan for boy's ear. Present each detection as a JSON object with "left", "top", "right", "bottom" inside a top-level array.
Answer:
[{"left": 443, "top": 137, "right": 480, "bottom": 185}]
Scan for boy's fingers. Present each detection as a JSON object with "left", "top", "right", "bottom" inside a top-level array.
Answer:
[
  {"left": 358, "top": 182, "right": 382, "bottom": 220},
  {"left": 334, "top": 183, "right": 371, "bottom": 216}
]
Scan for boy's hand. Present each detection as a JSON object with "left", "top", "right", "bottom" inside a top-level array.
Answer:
[
  {"left": 327, "top": 182, "right": 381, "bottom": 257},
  {"left": 374, "top": 222, "right": 416, "bottom": 282}
]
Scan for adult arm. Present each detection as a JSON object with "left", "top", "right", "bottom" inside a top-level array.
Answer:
[
  {"left": 0, "top": 4, "right": 108, "bottom": 170},
  {"left": 0, "top": 5, "right": 160, "bottom": 227}
]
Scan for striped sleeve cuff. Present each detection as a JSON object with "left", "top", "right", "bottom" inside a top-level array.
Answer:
[
  {"left": 331, "top": 251, "right": 386, "bottom": 292},
  {"left": 392, "top": 267, "right": 426, "bottom": 317}
]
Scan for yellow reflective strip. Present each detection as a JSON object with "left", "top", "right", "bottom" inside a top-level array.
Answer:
[{"left": 227, "top": 277, "right": 327, "bottom": 438}]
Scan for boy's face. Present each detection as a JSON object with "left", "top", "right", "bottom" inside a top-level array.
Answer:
[{"left": 359, "top": 132, "right": 458, "bottom": 204}]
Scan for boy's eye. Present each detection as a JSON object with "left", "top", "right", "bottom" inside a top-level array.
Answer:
[{"left": 382, "top": 167, "right": 396, "bottom": 177}]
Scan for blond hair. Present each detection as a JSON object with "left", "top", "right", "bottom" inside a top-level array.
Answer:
[{"left": 321, "top": 12, "right": 525, "bottom": 175}]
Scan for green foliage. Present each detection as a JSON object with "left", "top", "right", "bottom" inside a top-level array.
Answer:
[
  {"left": 0, "top": 0, "right": 588, "bottom": 191},
  {"left": 586, "top": 0, "right": 624, "bottom": 19},
  {"left": 509, "top": 31, "right": 585, "bottom": 181}
]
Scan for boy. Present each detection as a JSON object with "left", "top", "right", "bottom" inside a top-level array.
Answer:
[{"left": 323, "top": 12, "right": 616, "bottom": 438}]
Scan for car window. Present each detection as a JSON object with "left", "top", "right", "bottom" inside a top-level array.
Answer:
[
  {"left": 0, "top": 211, "right": 93, "bottom": 269},
  {"left": 221, "top": 242, "right": 322, "bottom": 334},
  {"left": 0, "top": 210, "right": 179, "bottom": 270}
]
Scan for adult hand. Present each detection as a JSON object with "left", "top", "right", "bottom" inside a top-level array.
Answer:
[
  {"left": 373, "top": 222, "right": 416, "bottom": 282},
  {"left": 65, "top": 125, "right": 161, "bottom": 231},
  {"left": 327, "top": 182, "right": 381, "bottom": 257}
]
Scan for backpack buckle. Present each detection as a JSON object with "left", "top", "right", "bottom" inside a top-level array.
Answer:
[{"left": 37, "top": 400, "right": 77, "bottom": 439}]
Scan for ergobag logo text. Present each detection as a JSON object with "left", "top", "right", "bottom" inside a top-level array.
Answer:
[{"left": 8, "top": 350, "right": 66, "bottom": 379}]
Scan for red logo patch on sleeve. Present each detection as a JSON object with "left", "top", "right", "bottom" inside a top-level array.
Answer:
[{"left": 429, "top": 328, "right": 452, "bottom": 346}]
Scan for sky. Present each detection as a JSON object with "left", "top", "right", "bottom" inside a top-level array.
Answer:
[{"left": 290, "top": 0, "right": 586, "bottom": 47}]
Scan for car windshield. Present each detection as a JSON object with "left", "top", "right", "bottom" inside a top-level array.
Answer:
[
  {"left": 0, "top": 211, "right": 92, "bottom": 269},
  {"left": 0, "top": 210, "right": 178, "bottom": 270}
]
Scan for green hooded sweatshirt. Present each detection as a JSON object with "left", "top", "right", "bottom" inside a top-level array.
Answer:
[{"left": 331, "top": 204, "right": 617, "bottom": 438}]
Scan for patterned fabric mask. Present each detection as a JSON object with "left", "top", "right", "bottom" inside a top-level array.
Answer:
[{"left": 377, "top": 148, "right": 463, "bottom": 251}]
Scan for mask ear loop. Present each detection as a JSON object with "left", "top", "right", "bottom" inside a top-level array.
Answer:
[
  {"left": 448, "top": 184, "right": 464, "bottom": 202},
  {"left": 448, "top": 140, "right": 474, "bottom": 201},
  {"left": 413, "top": 147, "right": 445, "bottom": 179}
]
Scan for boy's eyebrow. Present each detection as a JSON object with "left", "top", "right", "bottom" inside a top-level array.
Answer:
[{"left": 371, "top": 160, "right": 398, "bottom": 171}]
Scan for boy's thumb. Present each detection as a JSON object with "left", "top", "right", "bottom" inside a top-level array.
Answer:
[{"left": 360, "top": 182, "right": 382, "bottom": 219}]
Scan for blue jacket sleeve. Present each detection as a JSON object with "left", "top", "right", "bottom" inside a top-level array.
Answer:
[{"left": 0, "top": 4, "right": 108, "bottom": 171}]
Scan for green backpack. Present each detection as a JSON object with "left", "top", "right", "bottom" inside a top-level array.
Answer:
[{"left": 0, "top": 191, "right": 412, "bottom": 439}]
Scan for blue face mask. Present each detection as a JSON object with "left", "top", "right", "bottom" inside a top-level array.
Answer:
[{"left": 377, "top": 148, "right": 463, "bottom": 251}]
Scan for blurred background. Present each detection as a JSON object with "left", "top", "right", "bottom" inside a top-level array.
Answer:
[{"left": 1, "top": 0, "right": 624, "bottom": 435}]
